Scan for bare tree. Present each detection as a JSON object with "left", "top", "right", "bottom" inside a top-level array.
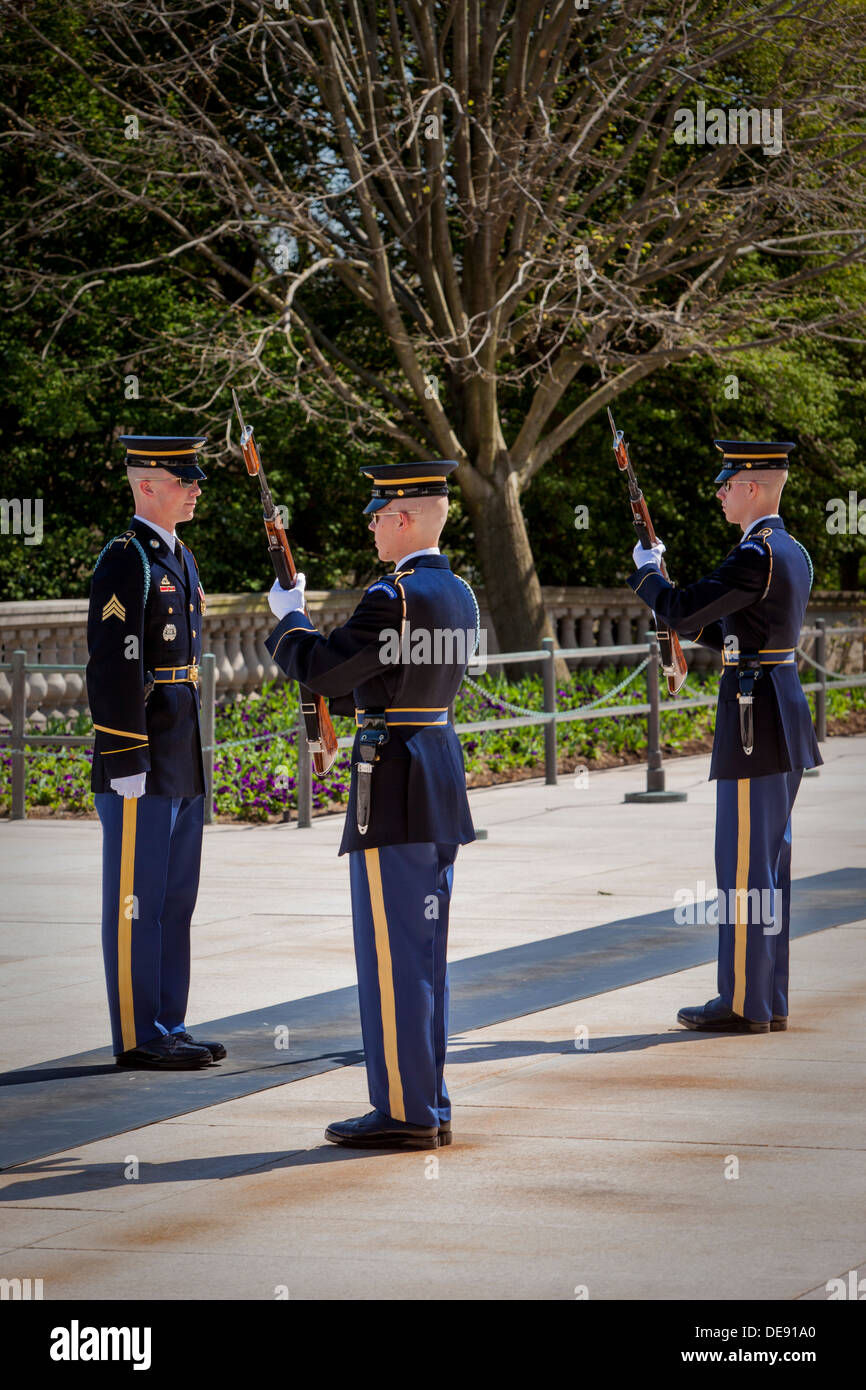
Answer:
[{"left": 4, "top": 0, "right": 866, "bottom": 650}]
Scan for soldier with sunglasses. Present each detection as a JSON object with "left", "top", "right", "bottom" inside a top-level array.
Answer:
[{"left": 627, "top": 440, "right": 821, "bottom": 1035}]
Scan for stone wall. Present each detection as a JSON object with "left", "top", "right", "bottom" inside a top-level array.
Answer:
[{"left": 1, "top": 588, "right": 863, "bottom": 727}]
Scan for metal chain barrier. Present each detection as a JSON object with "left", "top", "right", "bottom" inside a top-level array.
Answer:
[
  {"left": 462, "top": 655, "right": 652, "bottom": 718},
  {"left": 796, "top": 646, "right": 852, "bottom": 681},
  {"left": 0, "top": 743, "right": 93, "bottom": 762},
  {"left": 1, "top": 728, "right": 300, "bottom": 758},
  {"left": 207, "top": 729, "right": 297, "bottom": 753}
]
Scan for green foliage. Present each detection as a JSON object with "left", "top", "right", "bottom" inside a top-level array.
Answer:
[
  {"left": 2, "top": 0, "right": 865, "bottom": 610},
  {"left": 525, "top": 334, "right": 866, "bottom": 592},
  {"left": 4, "top": 669, "right": 864, "bottom": 820}
]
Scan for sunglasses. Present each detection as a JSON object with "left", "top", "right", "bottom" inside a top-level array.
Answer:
[
  {"left": 152, "top": 474, "right": 200, "bottom": 489},
  {"left": 369, "top": 508, "right": 421, "bottom": 526}
]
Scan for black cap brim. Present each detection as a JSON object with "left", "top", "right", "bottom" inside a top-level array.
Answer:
[{"left": 363, "top": 496, "right": 398, "bottom": 515}]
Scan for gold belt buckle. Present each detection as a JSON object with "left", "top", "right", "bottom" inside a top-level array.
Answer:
[{"left": 188, "top": 660, "right": 199, "bottom": 685}]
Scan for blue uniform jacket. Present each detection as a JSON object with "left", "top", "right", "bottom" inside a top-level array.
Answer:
[
  {"left": 86, "top": 517, "right": 205, "bottom": 796},
  {"left": 265, "top": 554, "right": 477, "bottom": 854},
  {"left": 627, "top": 517, "right": 822, "bottom": 779}
]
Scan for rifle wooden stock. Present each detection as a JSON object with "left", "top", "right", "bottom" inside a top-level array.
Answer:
[
  {"left": 608, "top": 407, "right": 688, "bottom": 696},
  {"left": 232, "top": 390, "right": 339, "bottom": 776}
]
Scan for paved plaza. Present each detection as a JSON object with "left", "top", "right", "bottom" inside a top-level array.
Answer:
[{"left": 1, "top": 739, "right": 864, "bottom": 1301}]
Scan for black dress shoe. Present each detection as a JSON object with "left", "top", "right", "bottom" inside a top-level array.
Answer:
[
  {"left": 116, "top": 1035, "right": 214, "bottom": 1069},
  {"left": 325, "top": 1109, "right": 439, "bottom": 1150},
  {"left": 677, "top": 996, "right": 770, "bottom": 1034},
  {"left": 173, "top": 1030, "right": 227, "bottom": 1061},
  {"left": 771, "top": 1016, "right": 787, "bottom": 1032},
  {"left": 439, "top": 1120, "right": 452, "bottom": 1147}
]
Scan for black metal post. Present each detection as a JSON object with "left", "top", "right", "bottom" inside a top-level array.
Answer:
[
  {"left": 297, "top": 702, "right": 312, "bottom": 828},
  {"left": 624, "top": 635, "right": 687, "bottom": 803},
  {"left": 815, "top": 617, "right": 827, "bottom": 742},
  {"left": 646, "top": 636, "right": 664, "bottom": 792},
  {"left": 542, "top": 636, "right": 557, "bottom": 785},
  {"left": 11, "top": 649, "right": 26, "bottom": 820},
  {"left": 200, "top": 653, "right": 215, "bottom": 825}
]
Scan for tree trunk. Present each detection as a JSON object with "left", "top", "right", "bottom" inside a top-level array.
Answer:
[{"left": 462, "top": 468, "right": 570, "bottom": 682}]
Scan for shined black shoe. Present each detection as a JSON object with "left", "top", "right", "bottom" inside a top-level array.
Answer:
[
  {"left": 116, "top": 1035, "right": 214, "bottom": 1069},
  {"left": 677, "top": 997, "right": 770, "bottom": 1034},
  {"left": 439, "top": 1120, "right": 452, "bottom": 1147},
  {"left": 771, "top": 1016, "right": 788, "bottom": 1032},
  {"left": 174, "top": 1030, "right": 227, "bottom": 1061},
  {"left": 325, "top": 1109, "right": 439, "bottom": 1150}
]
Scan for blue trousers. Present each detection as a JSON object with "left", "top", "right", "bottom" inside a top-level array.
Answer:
[
  {"left": 95, "top": 793, "right": 204, "bottom": 1054},
  {"left": 349, "top": 841, "right": 458, "bottom": 1128},
  {"left": 714, "top": 772, "right": 802, "bottom": 1023}
]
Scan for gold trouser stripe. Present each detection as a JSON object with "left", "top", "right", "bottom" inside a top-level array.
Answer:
[
  {"left": 117, "top": 798, "right": 139, "bottom": 1051},
  {"left": 364, "top": 848, "right": 406, "bottom": 1122},
  {"left": 733, "top": 779, "right": 751, "bottom": 1016}
]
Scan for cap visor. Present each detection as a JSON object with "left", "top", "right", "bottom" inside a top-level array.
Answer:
[{"left": 363, "top": 497, "right": 392, "bottom": 514}]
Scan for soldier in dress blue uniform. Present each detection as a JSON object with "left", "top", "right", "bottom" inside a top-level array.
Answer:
[
  {"left": 86, "top": 436, "right": 225, "bottom": 1069},
  {"left": 627, "top": 440, "right": 822, "bottom": 1033},
  {"left": 265, "top": 461, "right": 478, "bottom": 1148}
]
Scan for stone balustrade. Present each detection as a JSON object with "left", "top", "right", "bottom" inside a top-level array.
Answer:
[{"left": 1, "top": 588, "right": 863, "bottom": 728}]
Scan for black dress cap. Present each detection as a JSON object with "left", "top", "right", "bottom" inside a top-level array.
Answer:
[
  {"left": 360, "top": 460, "right": 459, "bottom": 514},
  {"left": 713, "top": 440, "right": 795, "bottom": 484},
  {"left": 120, "top": 435, "right": 208, "bottom": 481}
]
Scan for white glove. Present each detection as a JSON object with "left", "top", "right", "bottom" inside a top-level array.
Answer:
[
  {"left": 110, "top": 772, "right": 147, "bottom": 799},
  {"left": 268, "top": 572, "right": 306, "bottom": 619},
  {"left": 632, "top": 539, "right": 666, "bottom": 570}
]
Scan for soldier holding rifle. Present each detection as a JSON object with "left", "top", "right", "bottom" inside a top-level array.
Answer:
[
  {"left": 234, "top": 395, "right": 477, "bottom": 1149},
  {"left": 619, "top": 430, "right": 821, "bottom": 1034}
]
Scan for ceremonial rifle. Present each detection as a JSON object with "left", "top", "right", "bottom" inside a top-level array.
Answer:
[
  {"left": 608, "top": 406, "right": 688, "bottom": 696},
  {"left": 232, "top": 389, "right": 339, "bottom": 776}
]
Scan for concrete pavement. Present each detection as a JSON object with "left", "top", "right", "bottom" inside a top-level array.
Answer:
[{"left": 0, "top": 737, "right": 864, "bottom": 1300}]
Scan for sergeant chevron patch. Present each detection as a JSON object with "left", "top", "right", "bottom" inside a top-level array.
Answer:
[{"left": 102, "top": 594, "right": 126, "bottom": 621}]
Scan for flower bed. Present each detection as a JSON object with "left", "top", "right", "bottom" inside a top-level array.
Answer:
[{"left": 2, "top": 668, "right": 864, "bottom": 820}]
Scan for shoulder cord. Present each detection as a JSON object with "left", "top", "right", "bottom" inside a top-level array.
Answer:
[
  {"left": 453, "top": 573, "right": 481, "bottom": 657},
  {"left": 791, "top": 538, "right": 814, "bottom": 591},
  {"left": 93, "top": 535, "right": 151, "bottom": 605}
]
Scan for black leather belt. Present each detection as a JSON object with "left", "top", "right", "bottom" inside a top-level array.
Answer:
[
  {"left": 153, "top": 663, "right": 199, "bottom": 684},
  {"left": 355, "top": 707, "right": 448, "bottom": 726},
  {"left": 722, "top": 649, "right": 795, "bottom": 666},
  {"left": 726, "top": 650, "right": 795, "bottom": 755}
]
